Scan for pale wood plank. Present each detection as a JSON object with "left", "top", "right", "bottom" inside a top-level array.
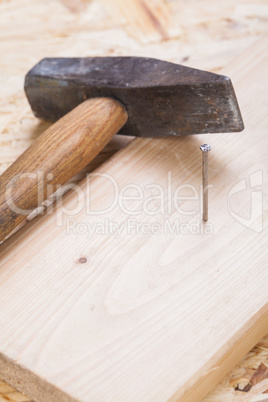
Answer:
[{"left": 0, "top": 37, "right": 267, "bottom": 401}]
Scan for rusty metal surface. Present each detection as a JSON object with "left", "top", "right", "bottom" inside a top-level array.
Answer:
[{"left": 25, "top": 57, "right": 244, "bottom": 137}]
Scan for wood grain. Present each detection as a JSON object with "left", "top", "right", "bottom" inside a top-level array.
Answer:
[
  {"left": 0, "top": 37, "right": 267, "bottom": 401},
  {"left": 0, "top": 98, "right": 127, "bottom": 242},
  {"left": 100, "top": 0, "right": 181, "bottom": 43}
]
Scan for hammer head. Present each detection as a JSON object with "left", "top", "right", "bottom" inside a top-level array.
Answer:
[{"left": 25, "top": 57, "right": 244, "bottom": 137}]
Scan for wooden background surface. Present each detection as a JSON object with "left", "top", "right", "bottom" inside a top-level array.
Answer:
[{"left": 0, "top": 0, "right": 268, "bottom": 401}]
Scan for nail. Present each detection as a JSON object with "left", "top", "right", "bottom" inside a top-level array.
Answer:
[{"left": 200, "top": 144, "right": 211, "bottom": 222}]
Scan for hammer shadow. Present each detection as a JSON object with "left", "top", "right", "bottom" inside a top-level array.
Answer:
[{"left": 30, "top": 118, "right": 52, "bottom": 140}]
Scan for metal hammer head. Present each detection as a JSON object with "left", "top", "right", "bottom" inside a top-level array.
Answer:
[{"left": 25, "top": 57, "right": 244, "bottom": 137}]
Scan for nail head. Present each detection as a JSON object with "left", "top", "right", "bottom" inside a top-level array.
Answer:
[{"left": 200, "top": 144, "right": 211, "bottom": 152}]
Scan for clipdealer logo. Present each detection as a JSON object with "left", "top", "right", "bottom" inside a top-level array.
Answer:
[{"left": 4, "top": 170, "right": 264, "bottom": 237}]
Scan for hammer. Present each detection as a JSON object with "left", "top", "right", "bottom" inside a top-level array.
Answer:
[{"left": 0, "top": 57, "right": 244, "bottom": 242}]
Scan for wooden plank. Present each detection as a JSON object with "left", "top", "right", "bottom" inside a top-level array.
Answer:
[{"left": 0, "top": 37, "right": 267, "bottom": 401}]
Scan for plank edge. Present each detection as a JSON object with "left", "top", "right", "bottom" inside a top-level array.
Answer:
[
  {"left": 169, "top": 303, "right": 268, "bottom": 402},
  {"left": 0, "top": 352, "right": 78, "bottom": 402}
]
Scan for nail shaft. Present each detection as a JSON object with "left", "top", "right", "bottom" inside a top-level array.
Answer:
[{"left": 200, "top": 144, "right": 211, "bottom": 222}]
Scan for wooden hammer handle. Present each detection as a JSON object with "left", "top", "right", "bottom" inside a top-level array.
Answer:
[{"left": 0, "top": 97, "right": 128, "bottom": 242}]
